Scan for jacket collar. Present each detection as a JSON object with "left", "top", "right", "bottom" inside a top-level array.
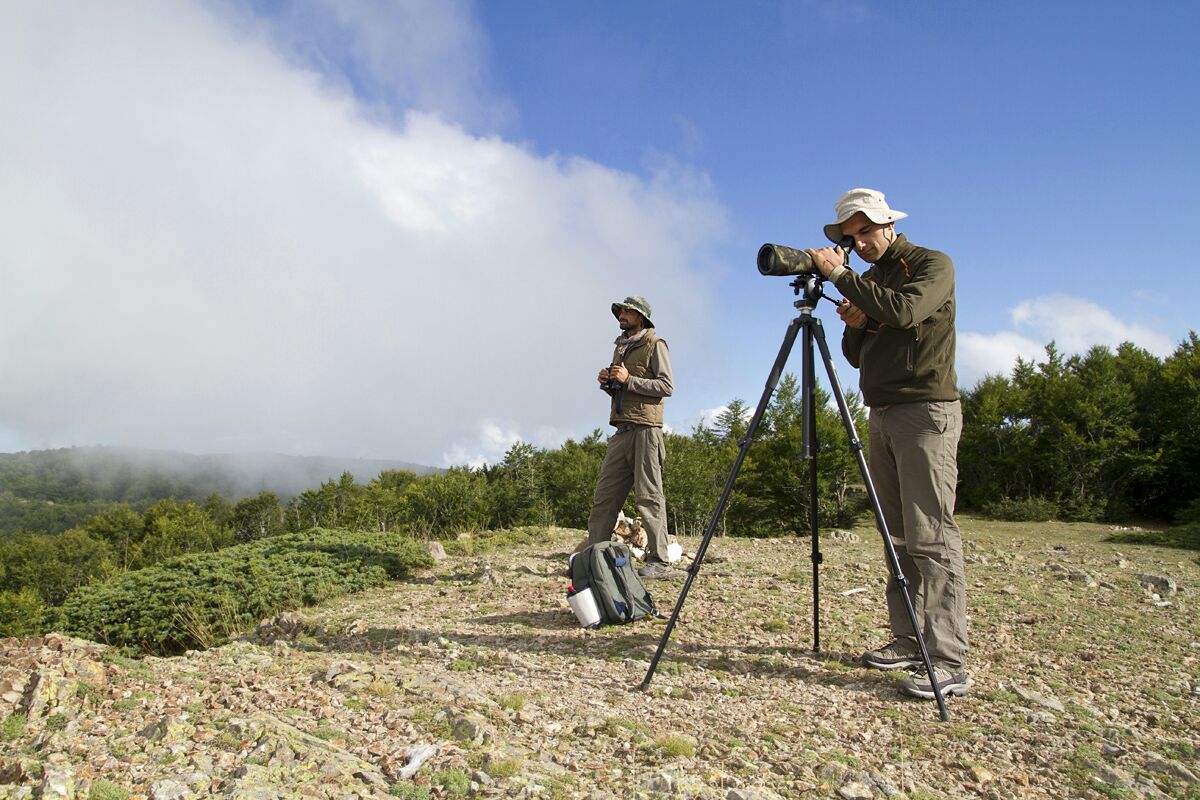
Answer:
[
  {"left": 615, "top": 327, "right": 651, "bottom": 347},
  {"left": 873, "top": 233, "right": 914, "bottom": 270}
]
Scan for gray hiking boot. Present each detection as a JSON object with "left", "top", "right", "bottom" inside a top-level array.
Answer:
[
  {"left": 861, "top": 638, "right": 922, "bottom": 670},
  {"left": 899, "top": 665, "right": 972, "bottom": 700},
  {"left": 637, "top": 561, "right": 670, "bottom": 579}
]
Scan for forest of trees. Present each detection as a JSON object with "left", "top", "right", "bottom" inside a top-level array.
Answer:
[
  {"left": 1, "top": 334, "right": 1197, "bottom": 638},
  {"left": 959, "top": 333, "right": 1200, "bottom": 524}
]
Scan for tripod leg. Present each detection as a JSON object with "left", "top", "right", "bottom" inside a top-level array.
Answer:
[
  {"left": 800, "top": 319, "right": 822, "bottom": 653},
  {"left": 810, "top": 318, "right": 951, "bottom": 721},
  {"left": 639, "top": 315, "right": 803, "bottom": 691}
]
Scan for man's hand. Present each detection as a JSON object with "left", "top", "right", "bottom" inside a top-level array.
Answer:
[
  {"left": 597, "top": 367, "right": 610, "bottom": 385},
  {"left": 838, "top": 299, "right": 868, "bottom": 329},
  {"left": 609, "top": 364, "right": 630, "bottom": 384},
  {"left": 804, "top": 246, "right": 842, "bottom": 278}
]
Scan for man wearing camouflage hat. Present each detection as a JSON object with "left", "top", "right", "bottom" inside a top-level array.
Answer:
[
  {"left": 586, "top": 295, "right": 675, "bottom": 579},
  {"left": 806, "top": 188, "right": 971, "bottom": 701}
]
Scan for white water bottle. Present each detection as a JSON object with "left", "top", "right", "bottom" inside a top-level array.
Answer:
[{"left": 567, "top": 586, "right": 601, "bottom": 628}]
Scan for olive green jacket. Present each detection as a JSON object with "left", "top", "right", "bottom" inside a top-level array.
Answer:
[{"left": 834, "top": 234, "right": 959, "bottom": 407}]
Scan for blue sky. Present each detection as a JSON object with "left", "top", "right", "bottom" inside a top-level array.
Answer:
[
  {"left": 475, "top": 0, "right": 1197, "bottom": 400},
  {"left": 2, "top": 1, "right": 1196, "bottom": 467}
]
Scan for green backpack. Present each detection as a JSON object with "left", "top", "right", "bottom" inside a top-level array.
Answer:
[{"left": 571, "top": 541, "right": 658, "bottom": 625}]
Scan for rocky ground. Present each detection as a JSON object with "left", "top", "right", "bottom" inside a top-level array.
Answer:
[{"left": 2, "top": 517, "right": 1198, "bottom": 799}]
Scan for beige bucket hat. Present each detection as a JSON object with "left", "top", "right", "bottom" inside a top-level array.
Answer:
[{"left": 823, "top": 188, "right": 908, "bottom": 243}]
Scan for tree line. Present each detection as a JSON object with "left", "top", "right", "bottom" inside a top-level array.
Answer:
[
  {"left": 959, "top": 333, "right": 1200, "bottom": 524},
  {"left": 2, "top": 333, "right": 1197, "bottom": 636},
  {"left": 0, "top": 447, "right": 437, "bottom": 535}
]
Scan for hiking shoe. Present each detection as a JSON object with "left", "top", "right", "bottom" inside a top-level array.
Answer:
[
  {"left": 637, "top": 562, "right": 670, "bottom": 579},
  {"left": 899, "top": 665, "right": 972, "bottom": 700},
  {"left": 861, "top": 639, "right": 922, "bottom": 670}
]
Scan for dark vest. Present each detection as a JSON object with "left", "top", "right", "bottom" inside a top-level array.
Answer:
[{"left": 610, "top": 330, "right": 665, "bottom": 427}]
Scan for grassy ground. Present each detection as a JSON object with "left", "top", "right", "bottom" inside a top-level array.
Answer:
[
  {"left": 2, "top": 516, "right": 1197, "bottom": 799},
  {"left": 307, "top": 515, "right": 1199, "bottom": 798}
]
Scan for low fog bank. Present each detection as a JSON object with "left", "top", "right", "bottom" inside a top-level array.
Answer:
[{"left": 0, "top": 446, "right": 441, "bottom": 504}]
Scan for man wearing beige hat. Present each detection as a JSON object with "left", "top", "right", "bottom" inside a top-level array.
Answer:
[
  {"left": 585, "top": 296, "right": 675, "bottom": 579},
  {"left": 806, "top": 189, "right": 970, "bottom": 700}
]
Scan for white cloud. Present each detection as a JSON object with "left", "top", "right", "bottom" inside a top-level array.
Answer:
[
  {"left": 958, "top": 295, "right": 1177, "bottom": 388},
  {"left": 692, "top": 406, "right": 731, "bottom": 432},
  {"left": 441, "top": 421, "right": 521, "bottom": 469},
  {"left": 0, "top": 2, "right": 725, "bottom": 466},
  {"left": 216, "top": 0, "right": 512, "bottom": 132},
  {"left": 442, "top": 420, "right": 586, "bottom": 469},
  {"left": 686, "top": 404, "right": 755, "bottom": 433},
  {"left": 1008, "top": 296, "right": 1175, "bottom": 356},
  {"left": 957, "top": 331, "right": 1044, "bottom": 386}
]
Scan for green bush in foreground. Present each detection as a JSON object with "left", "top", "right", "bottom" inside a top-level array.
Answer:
[{"left": 55, "top": 529, "right": 432, "bottom": 654}]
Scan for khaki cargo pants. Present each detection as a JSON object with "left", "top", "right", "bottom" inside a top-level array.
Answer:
[
  {"left": 586, "top": 424, "right": 670, "bottom": 564},
  {"left": 869, "top": 400, "right": 969, "bottom": 671}
]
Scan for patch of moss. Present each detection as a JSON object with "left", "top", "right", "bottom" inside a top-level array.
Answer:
[
  {"left": 101, "top": 652, "right": 151, "bottom": 678},
  {"left": 497, "top": 692, "right": 526, "bottom": 712},
  {"left": 88, "top": 780, "right": 130, "bottom": 800},
  {"left": 1, "top": 714, "right": 27, "bottom": 742},
  {"left": 654, "top": 734, "right": 697, "bottom": 758},
  {"left": 603, "top": 717, "right": 649, "bottom": 740},
  {"left": 388, "top": 783, "right": 430, "bottom": 799},
  {"left": 433, "top": 767, "right": 470, "bottom": 797},
  {"left": 485, "top": 756, "right": 521, "bottom": 778},
  {"left": 310, "top": 726, "right": 344, "bottom": 741}
]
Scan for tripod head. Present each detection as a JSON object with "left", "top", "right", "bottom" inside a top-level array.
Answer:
[
  {"left": 791, "top": 236, "right": 853, "bottom": 312},
  {"left": 791, "top": 274, "right": 834, "bottom": 311}
]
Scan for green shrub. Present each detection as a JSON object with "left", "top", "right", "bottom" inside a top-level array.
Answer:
[
  {"left": 485, "top": 756, "right": 521, "bottom": 778},
  {"left": 1107, "top": 522, "right": 1200, "bottom": 552},
  {"left": 441, "top": 526, "right": 547, "bottom": 556},
  {"left": 1, "top": 714, "right": 27, "bottom": 742},
  {"left": 0, "top": 587, "right": 46, "bottom": 638},
  {"left": 655, "top": 734, "right": 697, "bottom": 758},
  {"left": 55, "top": 529, "right": 432, "bottom": 654},
  {"left": 1175, "top": 498, "right": 1200, "bottom": 525},
  {"left": 497, "top": 692, "right": 526, "bottom": 712},
  {"left": 433, "top": 768, "right": 470, "bottom": 797},
  {"left": 88, "top": 780, "right": 130, "bottom": 800},
  {"left": 388, "top": 783, "right": 430, "bottom": 800},
  {"left": 981, "top": 496, "right": 1058, "bottom": 522},
  {"left": 310, "top": 726, "right": 343, "bottom": 741}
]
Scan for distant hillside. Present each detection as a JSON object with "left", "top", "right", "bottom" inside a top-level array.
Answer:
[{"left": 0, "top": 445, "right": 441, "bottom": 505}]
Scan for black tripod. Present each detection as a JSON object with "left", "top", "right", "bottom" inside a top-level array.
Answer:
[{"left": 638, "top": 270, "right": 951, "bottom": 721}]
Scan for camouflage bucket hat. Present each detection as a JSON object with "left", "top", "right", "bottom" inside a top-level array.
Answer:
[
  {"left": 611, "top": 295, "right": 654, "bottom": 327},
  {"left": 823, "top": 188, "right": 908, "bottom": 243}
]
